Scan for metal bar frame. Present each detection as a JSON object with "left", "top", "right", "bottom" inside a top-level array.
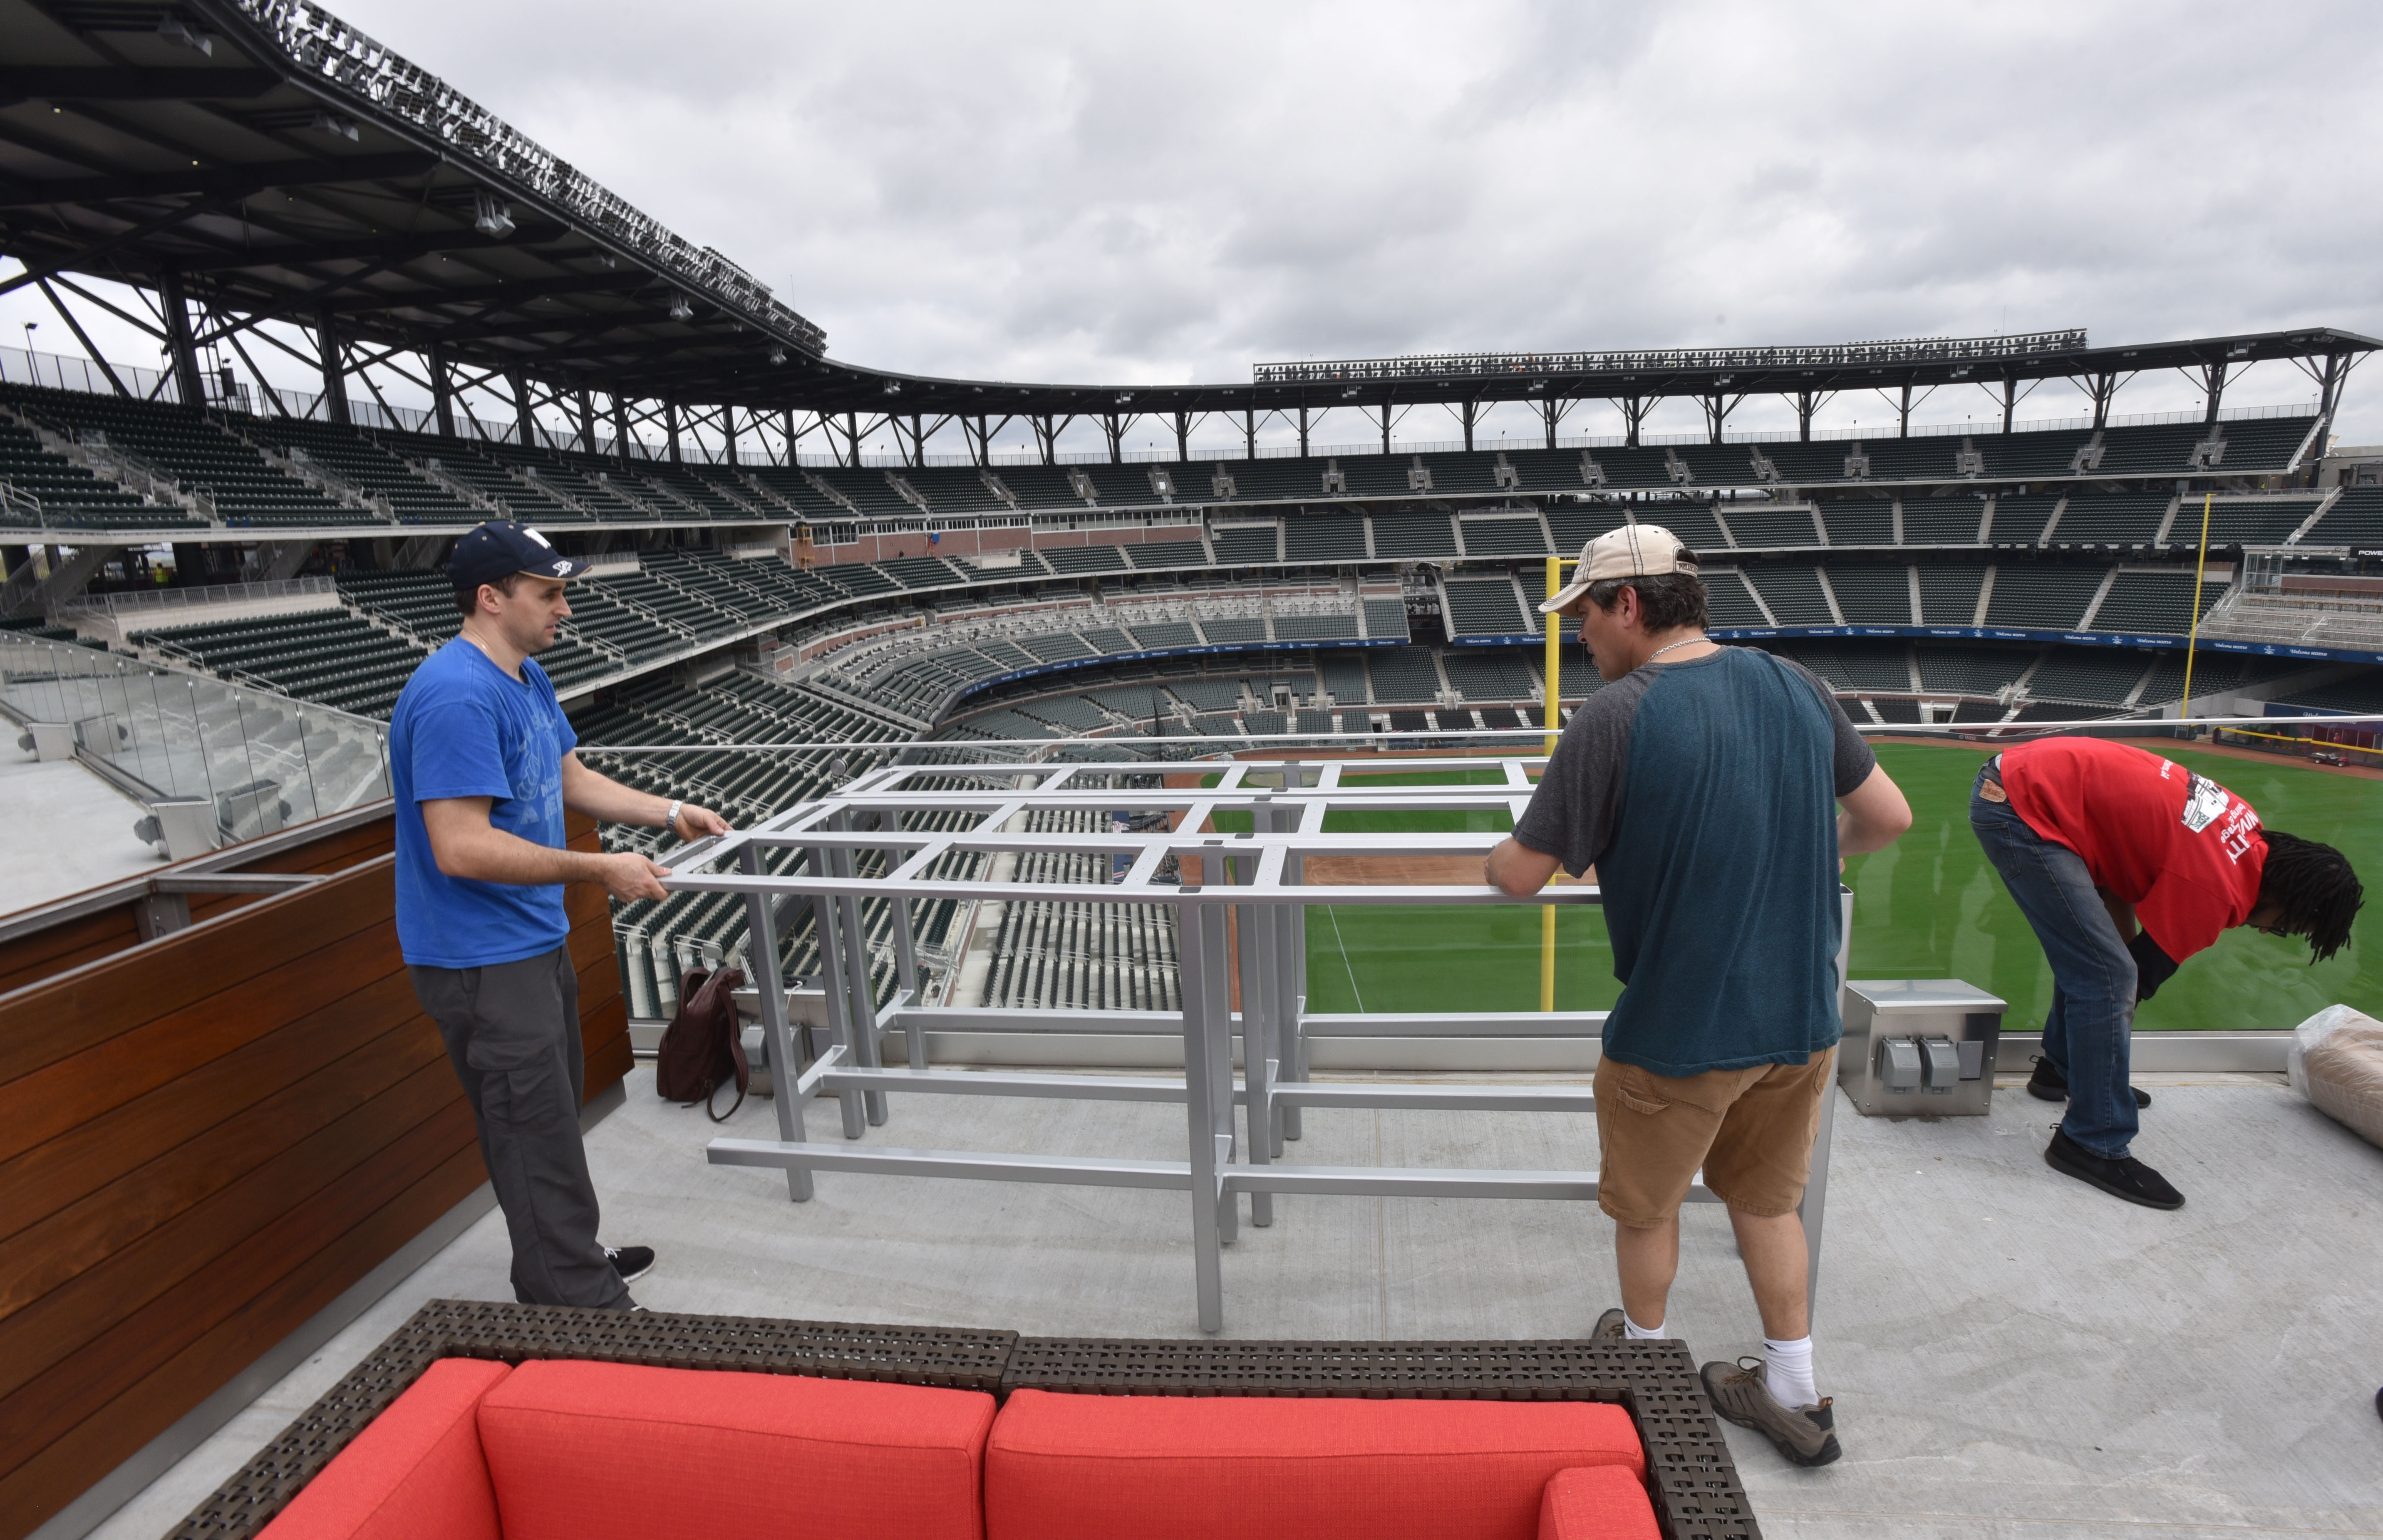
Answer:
[{"left": 684, "top": 758, "right": 1845, "bottom": 1333}]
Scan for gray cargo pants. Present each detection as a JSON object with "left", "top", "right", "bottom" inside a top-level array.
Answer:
[{"left": 409, "top": 945, "right": 630, "bottom": 1310}]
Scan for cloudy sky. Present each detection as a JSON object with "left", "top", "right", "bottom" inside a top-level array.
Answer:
[{"left": 9, "top": 0, "right": 2383, "bottom": 454}]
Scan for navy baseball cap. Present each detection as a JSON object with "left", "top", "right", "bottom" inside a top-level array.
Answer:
[{"left": 447, "top": 521, "right": 589, "bottom": 590}]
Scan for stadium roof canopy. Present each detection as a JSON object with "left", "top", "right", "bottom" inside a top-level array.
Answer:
[{"left": 0, "top": 0, "right": 2376, "bottom": 449}]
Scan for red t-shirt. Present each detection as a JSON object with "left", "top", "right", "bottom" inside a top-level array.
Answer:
[{"left": 1999, "top": 738, "right": 2266, "bottom": 962}]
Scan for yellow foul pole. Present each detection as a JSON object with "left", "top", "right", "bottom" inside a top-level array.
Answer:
[
  {"left": 2180, "top": 492, "right": 2214, "bottom": 723},
  {"left": 1540, "top": 557, "right": 1563, "bottom": 1012}
]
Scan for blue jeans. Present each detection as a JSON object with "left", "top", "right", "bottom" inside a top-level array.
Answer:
[{"left": 1968, "top": 759, "right": 2140, "bottom": 1158}]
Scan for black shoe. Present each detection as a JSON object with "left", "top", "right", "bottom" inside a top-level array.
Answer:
[
  {"left": 2026, "top": 1056, "right": 2149, "bottom": 1109},
  {"left": 2044, "top": 1128, "right": 2182, "bottom": 1209},
  {"left": 606, "top": 1245, "right": 655, "bottom": 1283}
]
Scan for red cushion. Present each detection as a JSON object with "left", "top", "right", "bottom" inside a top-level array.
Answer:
[
  {"left": 1538, "top": 1465, "right": 1662, "bottom": 1540},
  {"left": 476, "top": 1359, "right": 995, "bottom": 1540},
  {"left": 258, "top": 1358, "right": 510, "bottom": 1540},
  {"left": 985, "top": 1390, "right": 1644, "bottom": 1540}
]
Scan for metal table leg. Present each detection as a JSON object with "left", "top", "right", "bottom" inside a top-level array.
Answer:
[
  {"left": 806, "top": 841, "right": 867, "bottom": 1140},
  {"left": 1178, "top": 850, "right": 1230, "bottom": 1333},
  {"left": 739, "top": 842, "right": 811, "bottom": 1202}
]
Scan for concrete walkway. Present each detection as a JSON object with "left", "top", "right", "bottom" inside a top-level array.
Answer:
[
  {"left": 82, "top": 1067, "right": 2383, "bottom": 1540},
  {"left": 0, "top": 751, "right": 161, "bottom": 916}
]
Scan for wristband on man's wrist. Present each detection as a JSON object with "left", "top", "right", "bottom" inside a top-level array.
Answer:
[{"left": 663, "top": 799, "right": 682, "bottom": 834}]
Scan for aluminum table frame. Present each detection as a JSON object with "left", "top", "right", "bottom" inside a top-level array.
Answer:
[{"left": 667, "top": 758, "right": 1845, "bottom": 1333}]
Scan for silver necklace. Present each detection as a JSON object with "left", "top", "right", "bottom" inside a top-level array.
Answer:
[{"left": 1647, "top": 636, "right": 1711, "bottom": 663}]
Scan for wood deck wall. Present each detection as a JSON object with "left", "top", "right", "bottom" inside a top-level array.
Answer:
[{"left": 0, "top": 810, "right": 627, "bottom": 1540}]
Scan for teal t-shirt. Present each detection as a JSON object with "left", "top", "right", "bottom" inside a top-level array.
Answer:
[
  {"left": 1513, "top": 647, "right": 1873, "bottom": 1077},
  {"left": 388, "top": 640, "right": 578, "bottom": 969}
]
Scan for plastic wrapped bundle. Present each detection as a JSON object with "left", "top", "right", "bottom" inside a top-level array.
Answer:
[{"left": 2288, "top": 1005, "right": 2383, "bottom": 1150}]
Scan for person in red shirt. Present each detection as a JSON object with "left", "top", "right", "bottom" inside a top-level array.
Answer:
[{"left": 1971, "top": 737, "right": 2361, "bottom": 1208}]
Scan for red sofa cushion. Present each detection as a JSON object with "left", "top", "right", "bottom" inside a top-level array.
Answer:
[
  {"left": 475, "top": 1359, "right": 995, "bottom": 1540},
  {"left": 985, "top": 1390, "right": 1645, "bottom": 1540},
  {"left": 257, "top": 1357, "right": 510, "bottom": 1540},
  {"left": 1539, "top": 1465, "right": 1662, "bottom": 1539}
]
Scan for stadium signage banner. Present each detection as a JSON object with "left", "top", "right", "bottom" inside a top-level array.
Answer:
[{"left": 1447, "top": 627, "right": 2383, "bottom": 667}]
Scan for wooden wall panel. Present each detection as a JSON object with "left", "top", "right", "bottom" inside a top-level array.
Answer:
[
  {"left": 0, "top": 906, "right": 140, "bottom": 999},
  {"left": 0, "top": 807, "right": 631, "bottom": 1540}
]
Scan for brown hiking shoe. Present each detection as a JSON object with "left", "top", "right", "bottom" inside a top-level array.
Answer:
[
  {"left": 1592, "top": 1308, "right": 1628, "bottom": 1342},
  {"left": 1701, "top": 1357, "right": 1841, "bottom": 1467}
]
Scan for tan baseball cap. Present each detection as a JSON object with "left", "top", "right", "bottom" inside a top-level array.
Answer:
[{"left": 1538, "top": 524, "right": 1699, "bottom": 613}]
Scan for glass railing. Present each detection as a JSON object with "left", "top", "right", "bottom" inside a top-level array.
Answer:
[
  {"left": 0, "top": 632, "right": 390, "bottom": 846},
  {"left": 1198, "top": 750, "right": 2382, "bottom": 1035}
]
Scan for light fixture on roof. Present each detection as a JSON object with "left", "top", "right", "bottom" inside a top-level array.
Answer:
[
  {"left": 158, "top": 15, "right": 212, "bottom": 53},
  {"left": 2227, "top": 343, "right": 2253, "bottom": 357},
  {"left": 309, "top": 111, "right": 359, "bottom": 141},
  {"left": 668, "top": 293, "right": 694, "bottom": 321},
  {"left": 768, "top": 345, "right": 787, "bottom": 365},
  {"left": 1341, "top": 386, "right": 1360, "bottom": 399},
  {"left": 1115, "top": 391, "right": 1134, "bottom": 404},
  {"left": 883, "top": 381, "right": 902, "bottom": 395},
  {"left": 472, "top": 190, "right": 514, "bottom": 239}
]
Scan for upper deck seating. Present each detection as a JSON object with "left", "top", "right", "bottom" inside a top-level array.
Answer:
[
  {"left": 1745, "top": 565, "right": 1835, "bottom": 625},
  {"left": 1722, "top": 503, "right": 1822, "bottom": 549},
  {"left": 1902, "top": 496, "right": 1986, "bottom": 546},
  {"left": 1916, "top": 563, "right": 1988, "bottom": 626},
  {"left": 2050, "top": 493, "right": 2171, "bottom": 548},
  {"left": 1818, "top": 499, "right": 1894, "bottom": 547},
  {"left": 1983, "top": 565, "right": 2110, "bottom": 630},
  {"left": 1442, "top": 576, "right": 1530, "bottom": 639},
  {"left": 1821, "top": 565, "right": 1913, "bottom": 626}
]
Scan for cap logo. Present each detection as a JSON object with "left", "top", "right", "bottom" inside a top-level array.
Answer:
[
  {"left": 524, "top": 527, "right": 551, "bottom": 547},
  {"left": 552, "top": 560, "right": 571, "bottom": 574}
]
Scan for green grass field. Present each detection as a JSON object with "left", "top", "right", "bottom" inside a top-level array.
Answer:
[{"left": 1261, "top": 747, "right": 2383, "bottom": 1032}]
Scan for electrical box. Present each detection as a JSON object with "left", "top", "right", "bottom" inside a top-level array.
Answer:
[
  {"left": 1839, "top": 979, "right": 2007, "bottom": 1117},
  {"left": 730, "top": 980, "right": 828, "bottom": 1094}
]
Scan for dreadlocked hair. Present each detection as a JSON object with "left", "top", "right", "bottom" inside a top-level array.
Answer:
[{"left": 2256, "top": 829, "right": 2364, "bottom": 963}]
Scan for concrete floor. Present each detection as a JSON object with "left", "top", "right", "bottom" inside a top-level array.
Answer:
[
  {"left": 0, "top": 751, "right": 161, "bottom": 916},
  {"left": 83, "top": 1065, "right": 2383, "bottom": 1540}
]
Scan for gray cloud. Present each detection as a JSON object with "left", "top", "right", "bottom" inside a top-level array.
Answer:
[{"left": 10, "top": 0, "right": 2383, "bottom": 451}]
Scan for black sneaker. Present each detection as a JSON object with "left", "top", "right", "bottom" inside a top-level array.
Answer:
[
  {"left": 2026, "top": 1056, "right": 2149, "bottom": 1109},
  {"left": 606, "top": 1245, "right": 655, "bottom": 1283},
  {"left": 2044, "top": 1128, "right": 2182, "bottom": 1209}
]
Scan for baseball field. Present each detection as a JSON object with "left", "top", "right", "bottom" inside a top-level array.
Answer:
[{"left": 1242, "top": 744, "right": 2381, "bottom": 1033}]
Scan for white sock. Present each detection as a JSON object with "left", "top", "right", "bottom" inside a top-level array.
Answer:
[
  {"left": 1623, "top": 1313, "right": 1666, "bottom": 1340},
  {"left": 1763, "top": 1334, "right": 1818, "bottom": 1409}
]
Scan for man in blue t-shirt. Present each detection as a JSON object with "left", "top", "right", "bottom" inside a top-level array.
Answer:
[
  {"left": 390, "top": 522, "right": 728, "bottom": 1311},
  {"left": 1485, "top": 525, "right": 1911, "bottom": 1469}
]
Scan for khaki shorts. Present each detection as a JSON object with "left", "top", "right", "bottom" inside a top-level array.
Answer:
[{"left": 1593, "top": 1048, "right": 1835, "bottom": 1227}]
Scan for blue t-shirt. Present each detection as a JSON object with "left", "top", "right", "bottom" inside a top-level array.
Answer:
[
  {"left": 388, "top": 640, "right": 578, "bottom": 969},
  {"left": 1513, "top": 647, "right": 1875, "bottom": 1077}
]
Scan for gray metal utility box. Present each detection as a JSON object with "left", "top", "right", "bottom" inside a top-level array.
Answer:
[{"left": 1840, "top": 979, "right": 2008, "bottom": 1116}]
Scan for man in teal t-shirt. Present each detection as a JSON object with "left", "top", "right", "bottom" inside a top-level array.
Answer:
[
  {"left": 391, "top": 522, "right": 729, "bottom": 1310},
  {"left": 1485, "top": 525, "right": 1911, "bottom": 1470}
]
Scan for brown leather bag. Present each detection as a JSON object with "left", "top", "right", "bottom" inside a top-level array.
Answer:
[{"left": 655, "top": 966, "right": 750, "bottom": 1122}]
